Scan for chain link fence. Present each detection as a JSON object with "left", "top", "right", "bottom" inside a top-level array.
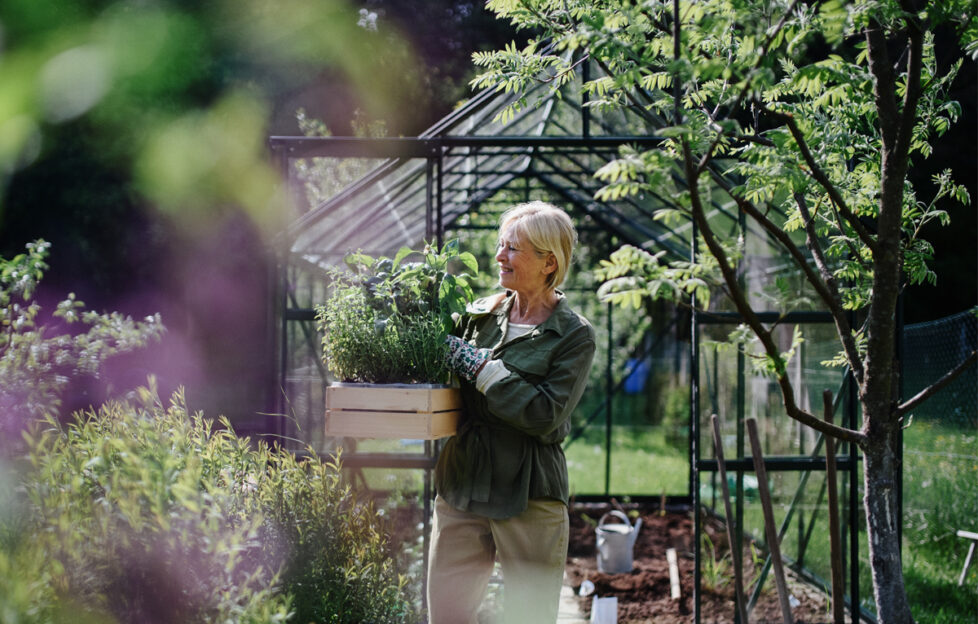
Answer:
[
  {"left": 903, "top": 308, "right": 977, "bottom": 427},
  {"left": 902, "top": 308, "right": 978, "bottom": 601}
]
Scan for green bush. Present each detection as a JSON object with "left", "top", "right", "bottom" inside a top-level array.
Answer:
[
  {"left": 0, "top": 240, "right": 164, "bottom": 454},
  {"left": 2, "top": 382, "right": 418, "bottom": 623}
]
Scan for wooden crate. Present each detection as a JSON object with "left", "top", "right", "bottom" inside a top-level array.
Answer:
[{"left": 325, "top": 383, "right": 461, "bottom": 439}]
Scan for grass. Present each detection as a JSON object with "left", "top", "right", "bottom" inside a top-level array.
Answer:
[
  {"left": 902, "top": 419, "right": 978, "bottom": 623},
  {"left": 565, "top": 424, "right": 688, "bottom": 496},
  {"left": 729, "top": 420, "right": 977, "bottom": 624}
]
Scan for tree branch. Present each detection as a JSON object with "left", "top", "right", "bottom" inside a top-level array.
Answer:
[
  {"left": 894, "top": 7, "right": 926, "bottom": 171},
  {"left": 862, "top": 12, "right": 926, "bottom": 425},
  {"left": 706, "top": 169, "right": 867, "bottom": 385},
  {"left": 692, "top": 0, "right": 803, "bottom": 175},
  {"left": 793, "top": 192, "right": 866, "bottom": 383},
  {"left": 707, "top": 169, "right": 836, "bottom": 303},
  {"left": 756, "top": 102, "right": 881, "bottom": 255},
  {"left": 896, "top": 350, "right": 977, "bottom": 417},
  {"left": 684, "top": 141, "right": 865, "bottom": 446},
  {"left": 865, "top": 24, "right": 900, "bottom": 147}
]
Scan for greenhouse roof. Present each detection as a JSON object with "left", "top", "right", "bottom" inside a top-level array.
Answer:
[{"left": 270, "top": 57, "right": 764, "bottom": 271}]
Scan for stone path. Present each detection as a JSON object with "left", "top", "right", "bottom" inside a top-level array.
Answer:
[{"left": 557, "top": 581, "right": 589, "bottom": 623}]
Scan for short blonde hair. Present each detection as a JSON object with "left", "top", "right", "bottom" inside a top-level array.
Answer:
[{"left": 499, "top": 201, "right": 577, "bottom": 289}]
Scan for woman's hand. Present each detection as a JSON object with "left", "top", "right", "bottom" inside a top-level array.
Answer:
[{"left": 444, "top": 335, "right": 490, "bottom": 382}]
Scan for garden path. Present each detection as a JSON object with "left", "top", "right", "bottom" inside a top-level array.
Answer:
[{"left": 557, "top": 583, "right": 589, "bottom": 623}]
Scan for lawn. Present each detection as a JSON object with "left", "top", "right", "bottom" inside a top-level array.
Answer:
[{"left": 565, "top": 424, "right": 689, "bottom": 497}]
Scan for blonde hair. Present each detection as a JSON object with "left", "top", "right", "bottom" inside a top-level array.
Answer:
[{"left": 499, "top": 201, "right": 577, "bottom": 289}]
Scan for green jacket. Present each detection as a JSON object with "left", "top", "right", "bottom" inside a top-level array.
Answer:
[{"left": 435, "top": 291, "right": 596, "bottom": 519}]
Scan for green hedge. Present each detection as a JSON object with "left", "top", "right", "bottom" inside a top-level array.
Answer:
[{"left": 0, "top": 382, "right": 418, "bottom": 623}]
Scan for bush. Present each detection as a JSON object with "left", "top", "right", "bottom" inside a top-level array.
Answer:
[
  {"left": 0, "top": 240, "right": 164, "bottom": 454},
  {"left": 2, "top": 382, "right": 419, "bottom": 623}
]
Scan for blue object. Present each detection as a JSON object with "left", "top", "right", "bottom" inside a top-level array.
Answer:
[{"left": 623, "top": 358, "right": 650, "bottom": 394}]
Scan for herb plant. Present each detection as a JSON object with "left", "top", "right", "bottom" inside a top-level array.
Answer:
[{"left": 316, "top": 240, "right": 479, "bottom": 384}]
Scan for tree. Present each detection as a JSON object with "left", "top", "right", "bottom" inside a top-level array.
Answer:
[{"left": 472, "top": 1, "right": 977, "bottom": 622}]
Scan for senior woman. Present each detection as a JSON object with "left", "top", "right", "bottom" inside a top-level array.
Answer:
[{"left": 429, "top": 201, "right": 596, "bottom": 624}]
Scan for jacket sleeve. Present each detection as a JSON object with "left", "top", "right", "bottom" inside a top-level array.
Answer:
[{"left": 482, "top": 324, "right": 595, "bottom": 442}]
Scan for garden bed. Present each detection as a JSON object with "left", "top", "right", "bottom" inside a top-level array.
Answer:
[{"left": 565, "top": 503, "right": 834, "bottom": 624}]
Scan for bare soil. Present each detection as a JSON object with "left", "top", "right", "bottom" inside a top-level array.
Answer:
[{"left": 565, "top": 503, "right": 833, "bottom": 624}]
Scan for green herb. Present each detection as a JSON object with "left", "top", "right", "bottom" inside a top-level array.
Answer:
[{"left": 316, "top": 240, "right": 479, "bottom": 384}]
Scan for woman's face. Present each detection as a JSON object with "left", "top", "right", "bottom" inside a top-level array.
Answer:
[{"left": 494, "top": 224, "right": 555, "bottom": 295}]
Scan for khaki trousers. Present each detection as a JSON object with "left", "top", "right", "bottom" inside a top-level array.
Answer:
[{"left": 426, "top": 496, "right": 569, "bottom": 624}]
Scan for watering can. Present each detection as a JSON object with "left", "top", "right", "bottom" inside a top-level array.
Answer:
[{"left": 595, "top": 510, "right": 642, "bottom": 573}]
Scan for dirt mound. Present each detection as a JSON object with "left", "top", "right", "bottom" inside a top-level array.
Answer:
[{"left": 565, "top": 503, "right": 831, "bottom": 623}]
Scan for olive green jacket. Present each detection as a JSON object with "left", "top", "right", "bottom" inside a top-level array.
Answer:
[{"left": 435, "top": 291, "right": 596, "bottom": 519}]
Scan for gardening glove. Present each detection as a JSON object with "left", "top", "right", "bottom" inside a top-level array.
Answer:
[{"left": 444, "top": 335, "right": 491, "bottom": 383}]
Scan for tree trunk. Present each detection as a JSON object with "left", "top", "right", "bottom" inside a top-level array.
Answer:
[{"left": 861, "top": 419, "right": 914, "bottom": 624}]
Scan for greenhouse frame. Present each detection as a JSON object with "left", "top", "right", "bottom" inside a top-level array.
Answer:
[{"left": 267, "top": 55, "right": 878, "bottom": 622}]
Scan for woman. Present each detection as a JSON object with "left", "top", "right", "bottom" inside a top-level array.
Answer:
[{"left": 428, "top": 201, "right": 596, "bottom": 624}]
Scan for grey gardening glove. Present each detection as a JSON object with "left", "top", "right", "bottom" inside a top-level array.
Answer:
[{"left": 444, "top": 335, "right": 490, "bottom": 382}]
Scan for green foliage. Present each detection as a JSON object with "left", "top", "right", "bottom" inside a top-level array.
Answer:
[
  {"left": 699, "top": 531, "right": 731, "bottom": 592},
  {"left": 316, "top": 240, "right": 479, "bottom": 384},
  {"left": 594, "top": 244, "right": 719, "bottom": 311},
  {"left": 0, "top": 241, "right": 164, "bottom": 448},
  {"left": 2, "top": 383, "right": 418, "bottom": 623},
  {"left": 478, "top": 0, "right": 972, "bottom": 378},
  {"left": 703, "top": 323, "right": 805, "bottom": 379}
]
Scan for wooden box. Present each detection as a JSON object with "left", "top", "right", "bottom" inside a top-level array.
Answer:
[{"left": 325, "top": 383, "right": 461, "bottom": 439}]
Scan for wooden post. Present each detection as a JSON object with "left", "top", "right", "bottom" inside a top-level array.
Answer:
[
  {"left": 746, "top": 418, "right": 794, "bottom": 624},
  {"left": 711, "top": 414, "right": 750, "bottom": 624},
  {"left": 824, "top": 390, "right": 845, "bottom": 624}
]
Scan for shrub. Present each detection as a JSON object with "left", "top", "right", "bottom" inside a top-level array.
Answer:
[
  {"left": 3, "top": 382, "right": 418, "bottom": 623},
  {"left": 316, "top": 240, "right": 478, "bottom": 384},
  {"left": 0, "top": 240, "right": 164, "bottom": 454}
]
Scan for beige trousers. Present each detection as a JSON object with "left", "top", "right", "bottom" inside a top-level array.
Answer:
[{"left": 426, "top": 496, "right": 569, "bottom": 624}]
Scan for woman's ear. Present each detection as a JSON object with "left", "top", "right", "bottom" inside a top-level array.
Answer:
[{"left": 543, "top": 252, "right": 557, "bottom": 276}]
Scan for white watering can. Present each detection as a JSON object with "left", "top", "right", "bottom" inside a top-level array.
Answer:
[{"left": 595, "top": 510, "right": 642, "bottom": 574}]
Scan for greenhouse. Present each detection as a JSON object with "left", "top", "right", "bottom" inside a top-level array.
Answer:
[{"left": 262, "top": 52, "right": 976, "bottom": 622}]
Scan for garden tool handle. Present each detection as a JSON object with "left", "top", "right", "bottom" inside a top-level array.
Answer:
[{"left": 597, "top": 510, "right": 633, "bottom": 529}]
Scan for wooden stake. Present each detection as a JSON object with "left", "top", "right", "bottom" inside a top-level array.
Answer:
[
  {"left": 824, "top": 391, "right": 845, "bottom": 624},
  {"left": 711, "top": 414, "right": 750, "bottom": 624},
  {"left": 746, "top": 418, "right": 794, "bottom": 624},
  {"left": 667, "top": 548, "right": 682, "bottom": 600}
]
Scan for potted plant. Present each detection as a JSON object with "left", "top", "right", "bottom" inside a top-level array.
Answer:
[{"left": 315, "top": 240, "right": 479, "bottom": 439}]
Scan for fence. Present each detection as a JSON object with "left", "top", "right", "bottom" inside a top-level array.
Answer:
[{"left": 903, "top": 308, "right": 977, "bottom": 427}]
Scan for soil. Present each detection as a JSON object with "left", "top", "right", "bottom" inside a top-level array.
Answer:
[{"left": 565, "top": 503, "right": 834, "bottom": 624}]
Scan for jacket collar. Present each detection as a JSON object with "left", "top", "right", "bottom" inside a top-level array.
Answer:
[{"left": 482, "top": 290, "right": 574, "bottom": 336}]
